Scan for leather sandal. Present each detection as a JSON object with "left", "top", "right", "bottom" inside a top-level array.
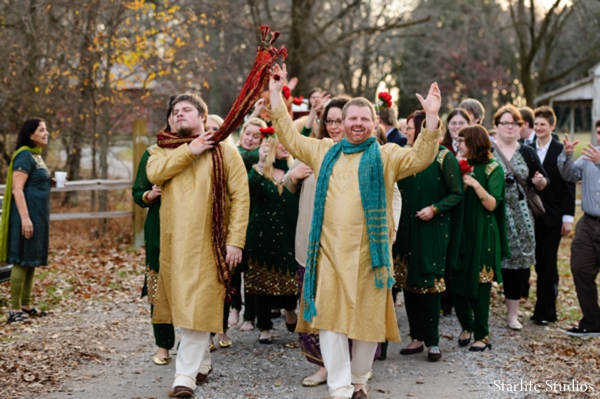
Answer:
[
  {"left": 196, "top": 366, "right": 212, "bottom": 385},
  {"left": 399, "top": 341, "right": 424, "bottom": 355},
  {"left": 21, "top": 307, "right": 47, "bottom": 317},
  {"left": 172, "top": 386, "right": 194, "bottom": 397},
  {"left": 352, "top": 386, "right": 369, "bottom": 398},
  {"left": 8, "top": 311, "right": 31, "bottom": 323}
]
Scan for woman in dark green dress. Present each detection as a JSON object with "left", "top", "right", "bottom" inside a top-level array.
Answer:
[
  {"left": 393, "top": 111, "right": 464, "bottom": 361},
  {"left": 132, "top": 143, "right": 175, "bottom": 365},
  {"left": 2, "top": 119, "right": 51, "bottom": 323},
  {"left": 244, "top": 134, "right": 299, "bottom": 344},
  {"left": 450, "top": 125, "right": 510, "bottom": 352},
  {"left": 237, "top": 117, "right": 268, "bottom": 333}
]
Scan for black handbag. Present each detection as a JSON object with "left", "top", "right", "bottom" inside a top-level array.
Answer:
[{"left": 492, "top": 143, "right": 546, "bottom": 218}]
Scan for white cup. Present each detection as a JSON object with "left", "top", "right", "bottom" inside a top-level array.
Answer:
[{"left": 54, "top": 171, "right": 67, "bottom": 188}]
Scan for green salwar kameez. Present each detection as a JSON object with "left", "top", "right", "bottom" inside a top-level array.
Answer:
[
  {"left": 132, "top": 146, "right": 175, "bottom": 350},
  {"left": 393, "top": 146, "right": 464, "bottom": 346},
  {"left": 244, "top": 163, "right": 299, "bottom": 331},
  {"left": 448, "top": 158, "right": 510, "bottom": 342}
]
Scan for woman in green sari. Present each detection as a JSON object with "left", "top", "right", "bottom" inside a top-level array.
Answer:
[
  {"left": 393, "top": 111, "right": 464, "bottom": 361},
  {"left": 450, "top": 125, "right": 510, "bottom": 352}
]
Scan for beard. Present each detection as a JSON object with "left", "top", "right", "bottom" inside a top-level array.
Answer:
[{"left": 177, "top": 126, "right": 194, "bottom": 137}]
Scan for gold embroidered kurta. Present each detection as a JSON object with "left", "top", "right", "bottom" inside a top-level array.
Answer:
[
  {"left": 146, "top": 142, "right": 249, "bottom": 333},
  {"left": 268, "top": 100, "right": 440, "bottom": 342}
]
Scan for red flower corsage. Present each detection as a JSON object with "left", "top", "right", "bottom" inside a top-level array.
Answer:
[
  {"left": 458, "top": 159, "right": 474, "bottom": 176},
  {"left": 282, "top": 85, "right": 291, "bottom": 100},
  {"left": 259, "top": 126, "right": 275, "bottom": 139},
  {"left": 293, "top": 96, "right": 304, "bottom": 105}
]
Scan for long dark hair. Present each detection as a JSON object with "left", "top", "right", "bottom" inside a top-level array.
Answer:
[
  {"left": 318, "top": 95, "right": 351, "bottom": 139},
  {"left": 459, "top": 125, "right": 492, "bottom": 164},
  {"left": 406, "top": 110, "right": 426, "bottom": 142},
  {"left": 16, "top": 118, "right": 45, "bottom": 150},
  {"left": 442, "top": 108, "right": 471, "bottom": 150}
]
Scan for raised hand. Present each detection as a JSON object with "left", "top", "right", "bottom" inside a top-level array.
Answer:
[
  {"left": 269, "top": 63, "right": 287, "bottom": 93},
  {"left": 254, "top": 98, "right": 265, "bottom": 113},
  {"left": 258, "top": 141, "right": 269, "bottom": 165},
  {"left": 563, "top": 134, "right": 579, "bottom": 155},
  {"left": 189, "top": 131, "right": 215, "bottom": 155},
  {"left": 312, "top": 92, "right": 331, "bottom": 115},
  {"left": 416, "top": 82, "right": 441, "bottom": 116},
  {"left": 582, "top": 143, "right": 600, "bottom": 163}
]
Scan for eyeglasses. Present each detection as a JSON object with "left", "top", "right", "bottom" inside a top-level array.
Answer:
[
  {"left": 497, "top": 121, "right": 521, "bottom": 128},
  {"left": 325, "top": 119, "right": 343, "bottom": 126},
  {"left": 456, "top": 138, "right": 465, "bottom": 143},
  {"left": 449, "top": 121, "right": 467, "bottom": 127},
  {"left": 406, "top": 126, "right": 415, "bottom": 131}
]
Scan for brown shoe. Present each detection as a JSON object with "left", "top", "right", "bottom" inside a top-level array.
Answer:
[
  {"left": 172, "top": 386, "right": 194, "bottom": 397},
  {"left": 399, "top": 341, "right": 424, "bottom": 355},
  {"left": 196, "top": 366, "right": 212, "bottom": 385},
  {"left": 427, "top": 346, "right": 442, "bottom": 361},
  {"left": 352, "top": 387, "right": 369, "bottom": 398}
]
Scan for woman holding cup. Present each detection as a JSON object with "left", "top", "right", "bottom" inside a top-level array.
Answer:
[{"left": 1, "top": 119, "right": 52, "bottom": 323}]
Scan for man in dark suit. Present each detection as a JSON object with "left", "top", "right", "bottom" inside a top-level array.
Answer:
[
  {"left": 378, "top": 106, "right": 407, "bottom": 146},
  {"left": 529, "top": 106, "right": 576, "bottom": 325}
]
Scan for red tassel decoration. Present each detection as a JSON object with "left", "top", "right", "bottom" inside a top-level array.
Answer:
[{"left": 210, "top": 26, "right": 286, "bottom": 302}]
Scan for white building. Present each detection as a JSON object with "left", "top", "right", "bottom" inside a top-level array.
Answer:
[{"left": 534, "top": 62, "right": 600, "bottom": 145}]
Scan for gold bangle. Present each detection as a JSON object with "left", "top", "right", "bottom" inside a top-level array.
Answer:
[
  {"left": 431, "top": 204, "right": 439, "bottom": 215},
  {"left": 480, "top": 193, "right": 489, "bottom": 202}
]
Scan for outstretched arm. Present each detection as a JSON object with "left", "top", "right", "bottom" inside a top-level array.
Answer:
[
  {"left": 268, "top": 64, "right": 328, "bottom": 168},
  {"left": 389, "top": 83, "right": 442, "bottom": 181}
]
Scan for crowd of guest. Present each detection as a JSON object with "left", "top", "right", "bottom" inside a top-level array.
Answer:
[{"left": 4, "top": 63, "right": 600, "bottom": 399}]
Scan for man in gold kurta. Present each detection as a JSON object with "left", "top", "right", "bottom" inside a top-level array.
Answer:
[
  {"left": 147, "top": 93, "right": 249, "bottom": 396},
  {"left": 268, "top": 65, "right": 442, "bottom": 399}
]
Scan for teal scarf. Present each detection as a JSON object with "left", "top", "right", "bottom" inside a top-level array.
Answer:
[
  {"left": 302, "top": 136, "right": 393, "bottom": 322},
  {"left": 0, "top": 146, "right": 42, "bottom": 262}
]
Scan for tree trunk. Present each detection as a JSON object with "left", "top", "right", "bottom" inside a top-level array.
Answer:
[{"left": 288, "top": 0, "right": 314, "bottom": 95}]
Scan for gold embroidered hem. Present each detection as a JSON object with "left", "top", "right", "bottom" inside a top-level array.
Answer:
[
  {"left": 393, "top": 254, "right": 445, "bottom": 292},
  {"left": 245, "top": 259, "right": 297, "bottom": 296},
  {"left": 479, "top": 267, "right": 494, "bottom": 283},
  {"left": 146, "top": 267, "right": 159, "bottom": 305},
  {"left": 393, "top": 254, "right": 408, "bottom": 289},
  {"left": 404, "top": 278, "right": 446, "bottom": 294}
]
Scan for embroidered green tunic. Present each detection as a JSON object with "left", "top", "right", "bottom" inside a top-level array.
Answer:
[
  {"left": 244, "top": 167, "right": 299, "bottom": 296},
  {"left": 237, "top": 147, "right": 260, "bottom": 172},
  {"left": 448, "top": 158, "right": 511, "bottom": 298},
  {"left": 132, "top": 146, "right": 161, "bottom": 303},
  {"left": 393, "top": 146, "right": 464, "bottom": 293}
]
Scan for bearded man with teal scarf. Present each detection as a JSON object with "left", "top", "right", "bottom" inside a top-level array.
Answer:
[{"left": 268, "top": 64, "right": 442, "bottom": 399}]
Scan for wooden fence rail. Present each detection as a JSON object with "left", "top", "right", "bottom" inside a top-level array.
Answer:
[{"left": 0, "top": 179, "right": 135, "bottom": 283}]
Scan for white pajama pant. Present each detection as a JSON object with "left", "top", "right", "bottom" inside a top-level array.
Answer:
[
  {"left": 319, "top": 330, "right": 378, "bottom": 398},
  {"left": 173, "top": 328, "right": 212, "bottom": 389}
]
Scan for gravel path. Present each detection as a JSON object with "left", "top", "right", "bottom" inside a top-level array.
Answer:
[{"left": 37, "top": 292, "right": 540, "bottom": 399}]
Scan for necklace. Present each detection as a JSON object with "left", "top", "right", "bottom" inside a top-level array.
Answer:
[{"left": 270, "top": 178, "right": 285, "bottom": 195}]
